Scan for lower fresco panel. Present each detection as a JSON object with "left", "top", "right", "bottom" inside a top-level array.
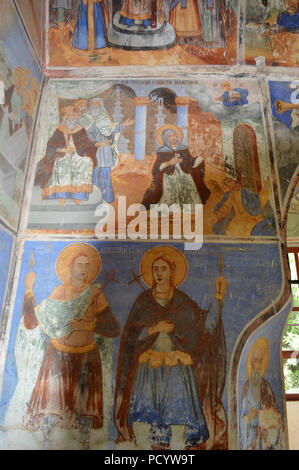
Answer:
[{"left": 0, "top": 240, "right": 286, "bottom": 450}]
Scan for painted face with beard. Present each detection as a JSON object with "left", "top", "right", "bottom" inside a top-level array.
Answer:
[
  {"left": 63, "top": 114, "right": 80, "bottom": 131},
  {"left": 61, "top": 106, "right": 80, "bottom": 131},
  {"left": 251, "top": 350, "right": 264, "bottom": 403},
  {"left": 90, "top": 98, "right": 104, "bottom": 118}
]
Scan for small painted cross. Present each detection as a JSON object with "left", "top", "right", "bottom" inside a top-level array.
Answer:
[
  {"left": 101, "top": 268, "right": 120, "bottom": 289},
  {"left": 128, "top": 270, "right": 146, "bottom": 291}
]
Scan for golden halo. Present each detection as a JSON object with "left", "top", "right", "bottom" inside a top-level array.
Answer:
[
  {"left": 140, "top": 245, "right": 188, "bottom": 288},
  {"left": 155, "top": 124, "right": 184, "bottom": 147},
  {"left": 246, "top": 337, "right": 270, "bottom": 380},
  {"left": 221, "top": 81, "right": 233, "bottom": 91},
  {"left": 55, "top": 243, "right": 102, "bottom": 285}
]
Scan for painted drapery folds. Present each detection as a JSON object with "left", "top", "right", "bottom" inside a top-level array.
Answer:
[
  {"left": 28, "top": 78, "right": 277, "bottom": 238},
  {"left": 0, "top": 241, "right": 285, "bottom": 450},
  {"left": 0, "top": 0, "right": 297, "bottom": 454},
  {"left": 46, "top": 0, "right": 238, "bottom": 69},
  {"left": 268, "top": 80, "right": 299, "bottom": 204},
  {"left": 244, "top": 0, "right": 299, "bottom": 67},
  {"left": 0, "top": 0, "right": 41, "bottom": 230}
]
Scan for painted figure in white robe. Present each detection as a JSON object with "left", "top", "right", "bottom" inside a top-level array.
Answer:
[
  {"left": 77, "top": 97, "right": 134, "bottom": 203},
  {"left": 34, "top": 105, "right": 101, "bottom": 205}
]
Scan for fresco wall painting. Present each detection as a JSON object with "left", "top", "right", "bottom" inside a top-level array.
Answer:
[
  {"left": 244, "top": 0, "right": 299, "bottom": 67},
  {"left": 238, "top": 302, "right": 291, "bottom": 450},
  {"left": 0, "top": 0, "right": 42, "bottom": 231},
  {"left": 26, "top": 77, "right": 277, "bottom": 240},
  {"left": 0, "top": 240, "right": 287, "bottom": 450},
  {"left": 45, "top": 0, "right": 239, "bottom": 70},
  {"left": 0, "top": 0, "right": 297, "bottom": 453}
]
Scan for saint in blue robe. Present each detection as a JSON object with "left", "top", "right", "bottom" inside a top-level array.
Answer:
[
  {"left": 221, "top": 88, "right": 249, "bottom": 108},
  {"left": 73, "top": 1, "right": 106, "bottom": 50},
  {"left": 277, "top": 11, "right": 299, "bottom": 31}
]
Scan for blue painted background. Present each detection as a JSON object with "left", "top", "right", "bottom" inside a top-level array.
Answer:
[
  {"left": 237, "top": 300, "right": 292, "bottom": 448},
  {"left": 0, "top": 240, "right": 284, "bottom": 442},
  {"left": 269, "top": 80, "right": 299, "bottom": 129}
]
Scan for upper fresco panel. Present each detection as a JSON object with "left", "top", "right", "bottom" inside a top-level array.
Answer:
[
  {"left": 27, "top": 77, "right": 277, "bottom": 240},
  {"left": 44, "top": 0, "right": 238, "bottom": 72},
  {"left": 0, "top": 0, "right": 42, "bottom": 231},
  {"left": 243, "top": 0, "right": 299, "bottom": 68}
]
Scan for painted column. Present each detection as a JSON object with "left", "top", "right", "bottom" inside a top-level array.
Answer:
[
  {"left": 175, "top": 96, "right": 192, "bottom": 145},
  {"left": 134, "top": 97, "right": 150, "bottom": 160}
]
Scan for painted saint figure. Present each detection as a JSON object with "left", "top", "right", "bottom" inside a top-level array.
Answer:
[
  {"left": 5, "top": 67, "right": 28, "bottom": 135},
  {"left": 142, "top": 124, "right": 211, "bottom": 210},
  {"left": 114, "top": 246, "right": 228, "bottom": 450},
  {"left": 240, "top": 338, "right": 285, "bottom": 450},
  {"left": 263, "top": 0, "right": 299, "bottom": 65},
  {"left": 169, "top": 0, "right": 204, "bottom": 44},
  {"left": 215, "top": 82, "right": 249, "bottom": 108},
  {"left": 275, "top": 0, "right": 299, "bottom": 31},
  {"left": 119, "top": 0, "right": 156, "bottom": 28},
  {"left": 76, "top": 97, "right": 134, "bottom": 203},
  {"left": 72, "top": 0, "right": 108, "bottom": 51},
  {"left": 34, "top": 105, "right": 101, "bottom": 205},
  {"left": 169, "top": 0, "right": 229, "bottom": 46},
  {"left": 22, "top": 243, "right": 121, "bottom": 449}
]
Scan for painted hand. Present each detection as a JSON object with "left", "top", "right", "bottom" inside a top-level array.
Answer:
[{"left": 153, "top": 320, "right": 174, "bottom": 334}]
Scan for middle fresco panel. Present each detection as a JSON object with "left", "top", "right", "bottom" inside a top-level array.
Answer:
[{"left": 27, "top": 77, "right": 276, "bottom": 239}]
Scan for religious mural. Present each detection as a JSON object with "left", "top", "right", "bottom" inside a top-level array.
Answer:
[
  {"left": 244, "top": 0, "right": 299, "bottom": 67},
  {"left": 27, "top": 77, "right": 277, "bottom": 238},
  {"left": 0, "top": 0, "right": 296, "bottom": 454},
  {"left": 0, "top": 0, "right": 42, "bottom": 230},
  {"left": 0, "top": 240, "right": 285, "bottom": 450},
  {"left": 268, "top": 80, "right": 299, "bottom": 204},
  {"left": 238, "top": 303, "right": 291, "bottom": 450},
  {"left": 45, "top": 0, "right": 238, "bottom": 69}
]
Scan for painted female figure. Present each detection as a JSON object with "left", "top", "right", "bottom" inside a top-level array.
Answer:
[
  {"left": 114, "top": 246, "right": 228, "bottom": 450},
  {"left": 142, "top": 124, "right": 210, "bottom": 210}
]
